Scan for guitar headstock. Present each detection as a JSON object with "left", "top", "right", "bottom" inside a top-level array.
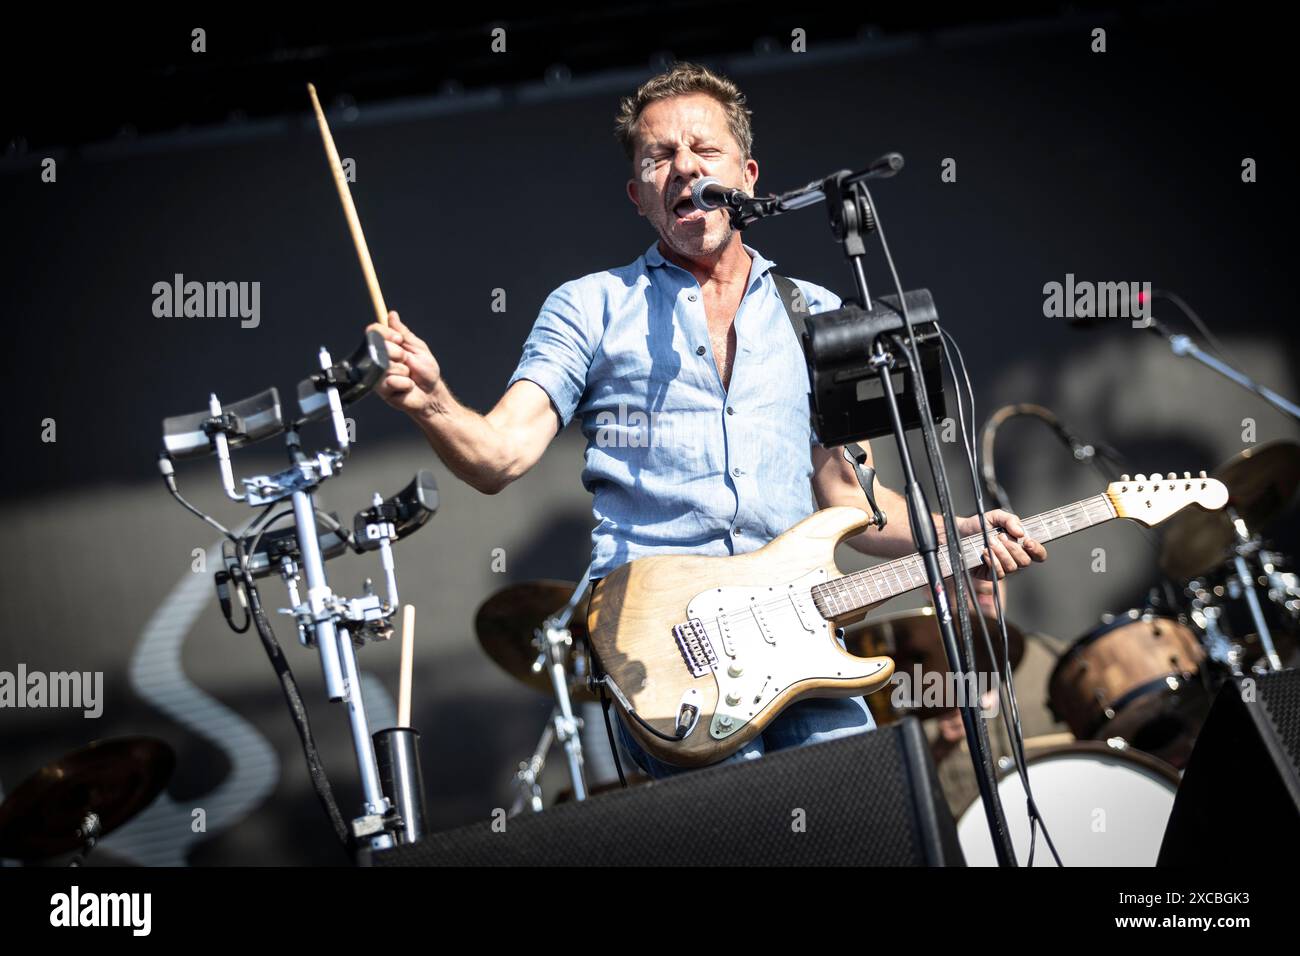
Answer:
[{"left": 1107, "top": 472, "right": 1229, "bottom": 527}]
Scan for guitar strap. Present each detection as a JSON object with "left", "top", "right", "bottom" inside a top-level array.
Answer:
[{"left": 770, "top": 273, "right": 886, "bottom": 530}]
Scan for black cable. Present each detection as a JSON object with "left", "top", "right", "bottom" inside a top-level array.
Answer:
[
  {"left": 620, "top": 707, "right": 692, "bottom": 742},
  {"left": 1148, "top": 288, "right": 1298, "bottom": 425},
  {"left": 213, "top": 505, "right": 289, "bottom": 636},
  {"left": 244, "top": 507, "right": 291, "bottom": 552},
  {"left": 598, "top": 688, "right": 628, "bottom": 789},
  {"left": 217, "top": 574, "right": 252, "bottom": 634},
  {"left": 579, "top": 618, "right": 628, "bottom": 788},
  {"left": 1152, "top": 289, "right": 1237, "bottom": 364},
  {"left": 865, "top": 186, "right": 1016, "bottom": 863},
  {"left": 236, "top": 543, "right": 352, "bottom": 854},
  {"left": 866, "top": 192, "right": 977, "bottom": 678},
  {"left": 943, "top": 331, "right": 1047, "bottom": 857},
  {"left": 159, "top": 466, "right": 240, "bottom": 543},
  {"left": 940, "top": 326, "right": 1063, "bottom": 866},
  {"left": 313, "top": 508, "right": 358, "bottom": 552}
]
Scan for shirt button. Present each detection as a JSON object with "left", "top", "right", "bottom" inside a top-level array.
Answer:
[
  {"left": 687, "top": 293, "right": 698, "bottom": 301},
  {"left": 726, "top": 406, "right": 735, "bottom": 415},
  {"left": 734, "top": 527, "right": 744, "bottom": 536},
  {"left": 732, "top": 467, "right": 742, "bottom": 477},
  {"left": 696, "top": 345, "right": 706, "bottom": 355}
]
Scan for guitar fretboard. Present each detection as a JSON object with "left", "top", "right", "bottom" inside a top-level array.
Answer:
[{"left": 810, "top": 494, "right": 1116, "bottom": 619}]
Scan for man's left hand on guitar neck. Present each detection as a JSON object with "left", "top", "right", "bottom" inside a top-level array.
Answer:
[{"left": 811, "top": 441, "right": 1047, "bottom": 580}]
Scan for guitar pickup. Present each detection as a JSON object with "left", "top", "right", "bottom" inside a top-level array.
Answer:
[{"left": 672, "top": 618, "right": 718, "bottom": 678}]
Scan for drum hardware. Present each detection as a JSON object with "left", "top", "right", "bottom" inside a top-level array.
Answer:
[
  {"left": 474, "top": 575, "right": 596, "bottom": 815},
  {"left": 0, "top": 737, "right": 175, "bottom": 864},
  {"left": 1093, "top": 687, "right": 1114, "bottom": 723},
  {"left": 1259, "top": 549, "right": 1300, "bottom": 620},
  {"left": 1163, "top": 442, "right": 1300, "bottom": 673},
  {"left": 1180, "top": 557, "right": 1299, "bottom": 675},
  {"left": 158, "top": 330, "right": 436, "bottom": 854},
  {"left": 474, "top": 580, "right": 596, "bottom": 703},
  {"left": 512, "top": 725, "right": 556, "bottom": 816},
  {"left": 1184, "top": 578, "right": 1243, "bottom": 674},
  {"left": 1224, "top": 508, "right": 1285, "bottom": 671}
]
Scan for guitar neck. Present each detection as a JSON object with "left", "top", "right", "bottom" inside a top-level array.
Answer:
[{"left": 811, "top": 493, "right": 1117, "bottom": 619}]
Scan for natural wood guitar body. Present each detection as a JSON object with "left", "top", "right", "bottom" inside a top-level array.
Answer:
[{"left": 587, "top": 507, "right": 894, "bottom": 768}]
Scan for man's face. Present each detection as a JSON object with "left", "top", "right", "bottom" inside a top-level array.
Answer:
[{"left": 625, "top": 93, "right": 758, "bottom": 259}]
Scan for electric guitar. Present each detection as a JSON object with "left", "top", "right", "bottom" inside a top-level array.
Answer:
[{"left": 586, "top": 473, "right": 1228, "bottom": 768}]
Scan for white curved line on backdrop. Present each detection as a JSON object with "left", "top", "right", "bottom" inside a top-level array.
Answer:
[{"left": 102, "top": 542, "right": 279, "bottom": 866}]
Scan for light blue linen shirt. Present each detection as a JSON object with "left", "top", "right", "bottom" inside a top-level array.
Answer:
[{"left": 508, "top": 240, "right": 842, "bottom": 579}]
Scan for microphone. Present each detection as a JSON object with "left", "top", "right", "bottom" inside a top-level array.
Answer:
[
  {"left": 690, "top": 177, "right": 750, "bottom": 212},
  {"left": 690, "top": 154, "right": 906, "bottom": 227}
]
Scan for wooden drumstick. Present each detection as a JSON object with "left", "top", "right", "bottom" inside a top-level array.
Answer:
[
  {"left": 306, "top": 83, "right": 389, "bottom": 328},
  {"left": 398, "top": 604, "right": 416, "bottom": 728}
]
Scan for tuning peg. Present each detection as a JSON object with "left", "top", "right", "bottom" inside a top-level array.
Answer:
[
  {"left": 1198, "top": 470, "right": 1207, "bottom": 479},
  {"left": 1183, "top": 472, "right": 1191, "bottom": 479},
  {"left": 1120, "top": 474, "right": 1130, "bottom": 482},
  {"left": 1166, "top": 472, "right": 1176, "bottom": 480},
  {"left": 1135, "top": 474, "right": 1146, "bottom": 482}
]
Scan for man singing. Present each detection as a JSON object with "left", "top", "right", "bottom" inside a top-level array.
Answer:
[{"left": 368, "top": 62, "right": 1046, "bottom": 779}]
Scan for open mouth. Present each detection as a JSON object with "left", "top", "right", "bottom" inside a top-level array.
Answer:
[{"left": 671, "top": 198, "right": 706, "bottom": 223}]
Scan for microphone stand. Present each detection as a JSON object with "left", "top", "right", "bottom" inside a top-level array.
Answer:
[
  {"left": 789, "top": 166, "right": 1018, "bottom": 866},
  {"left": 1142, "top": 318, "right": 1300, "bottom": 423}
]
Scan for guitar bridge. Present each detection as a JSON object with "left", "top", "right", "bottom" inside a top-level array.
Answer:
[{"left": 672, "top": 618, "right": 718, "bottom": 678}]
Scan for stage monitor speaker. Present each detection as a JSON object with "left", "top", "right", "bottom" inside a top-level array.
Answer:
[
  {"left": 367, "top": 715, "right": 964, "bottom": 866},
  {"left": 1158, "top": 669, "right": 1300, "bottom": 865}
]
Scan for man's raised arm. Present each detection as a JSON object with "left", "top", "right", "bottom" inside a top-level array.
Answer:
[{"left": 367, "top": 311, "right": 561, "bottom": 495}]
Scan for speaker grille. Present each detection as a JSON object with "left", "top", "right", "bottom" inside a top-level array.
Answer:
[
  {"left": 372, "top": 717, "right": 961, "bottom": 866},
  {"left": 1260, "top": 670, "right": 1300, "bottom": 772}
]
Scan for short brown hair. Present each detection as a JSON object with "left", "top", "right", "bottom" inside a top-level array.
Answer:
[{"left": 614, "top": 62, "right": 753, "bottom": 163}]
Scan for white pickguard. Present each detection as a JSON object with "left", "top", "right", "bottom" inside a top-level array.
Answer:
[{"left": 684, "top": 569, "right": 889, "bottom": 740}]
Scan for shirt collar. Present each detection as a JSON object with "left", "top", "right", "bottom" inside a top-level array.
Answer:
[{"left": 644, "top": 239, "right": 777, "bottom": 293}]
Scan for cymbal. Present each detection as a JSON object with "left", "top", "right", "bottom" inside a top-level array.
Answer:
[
  {"left": 0, "top": 736, "right": 175, "bottom": 861},
  {"left": 474, "top": 580, "right": 596, "bottom": 701},
  {"left": 844, "top": 606, "right": 1026, "bottom": 720},
  {"left": 1161, "top": 440, "right": 1300, "bottom": 580}
]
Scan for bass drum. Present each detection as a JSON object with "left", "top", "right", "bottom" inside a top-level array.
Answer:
[{"left": 956, "top": 740, "right": 1180, "bottom": 866}]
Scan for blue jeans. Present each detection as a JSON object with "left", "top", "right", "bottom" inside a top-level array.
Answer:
[{"left": 615, "top": 694, "right": 877, "bottom": 780}]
